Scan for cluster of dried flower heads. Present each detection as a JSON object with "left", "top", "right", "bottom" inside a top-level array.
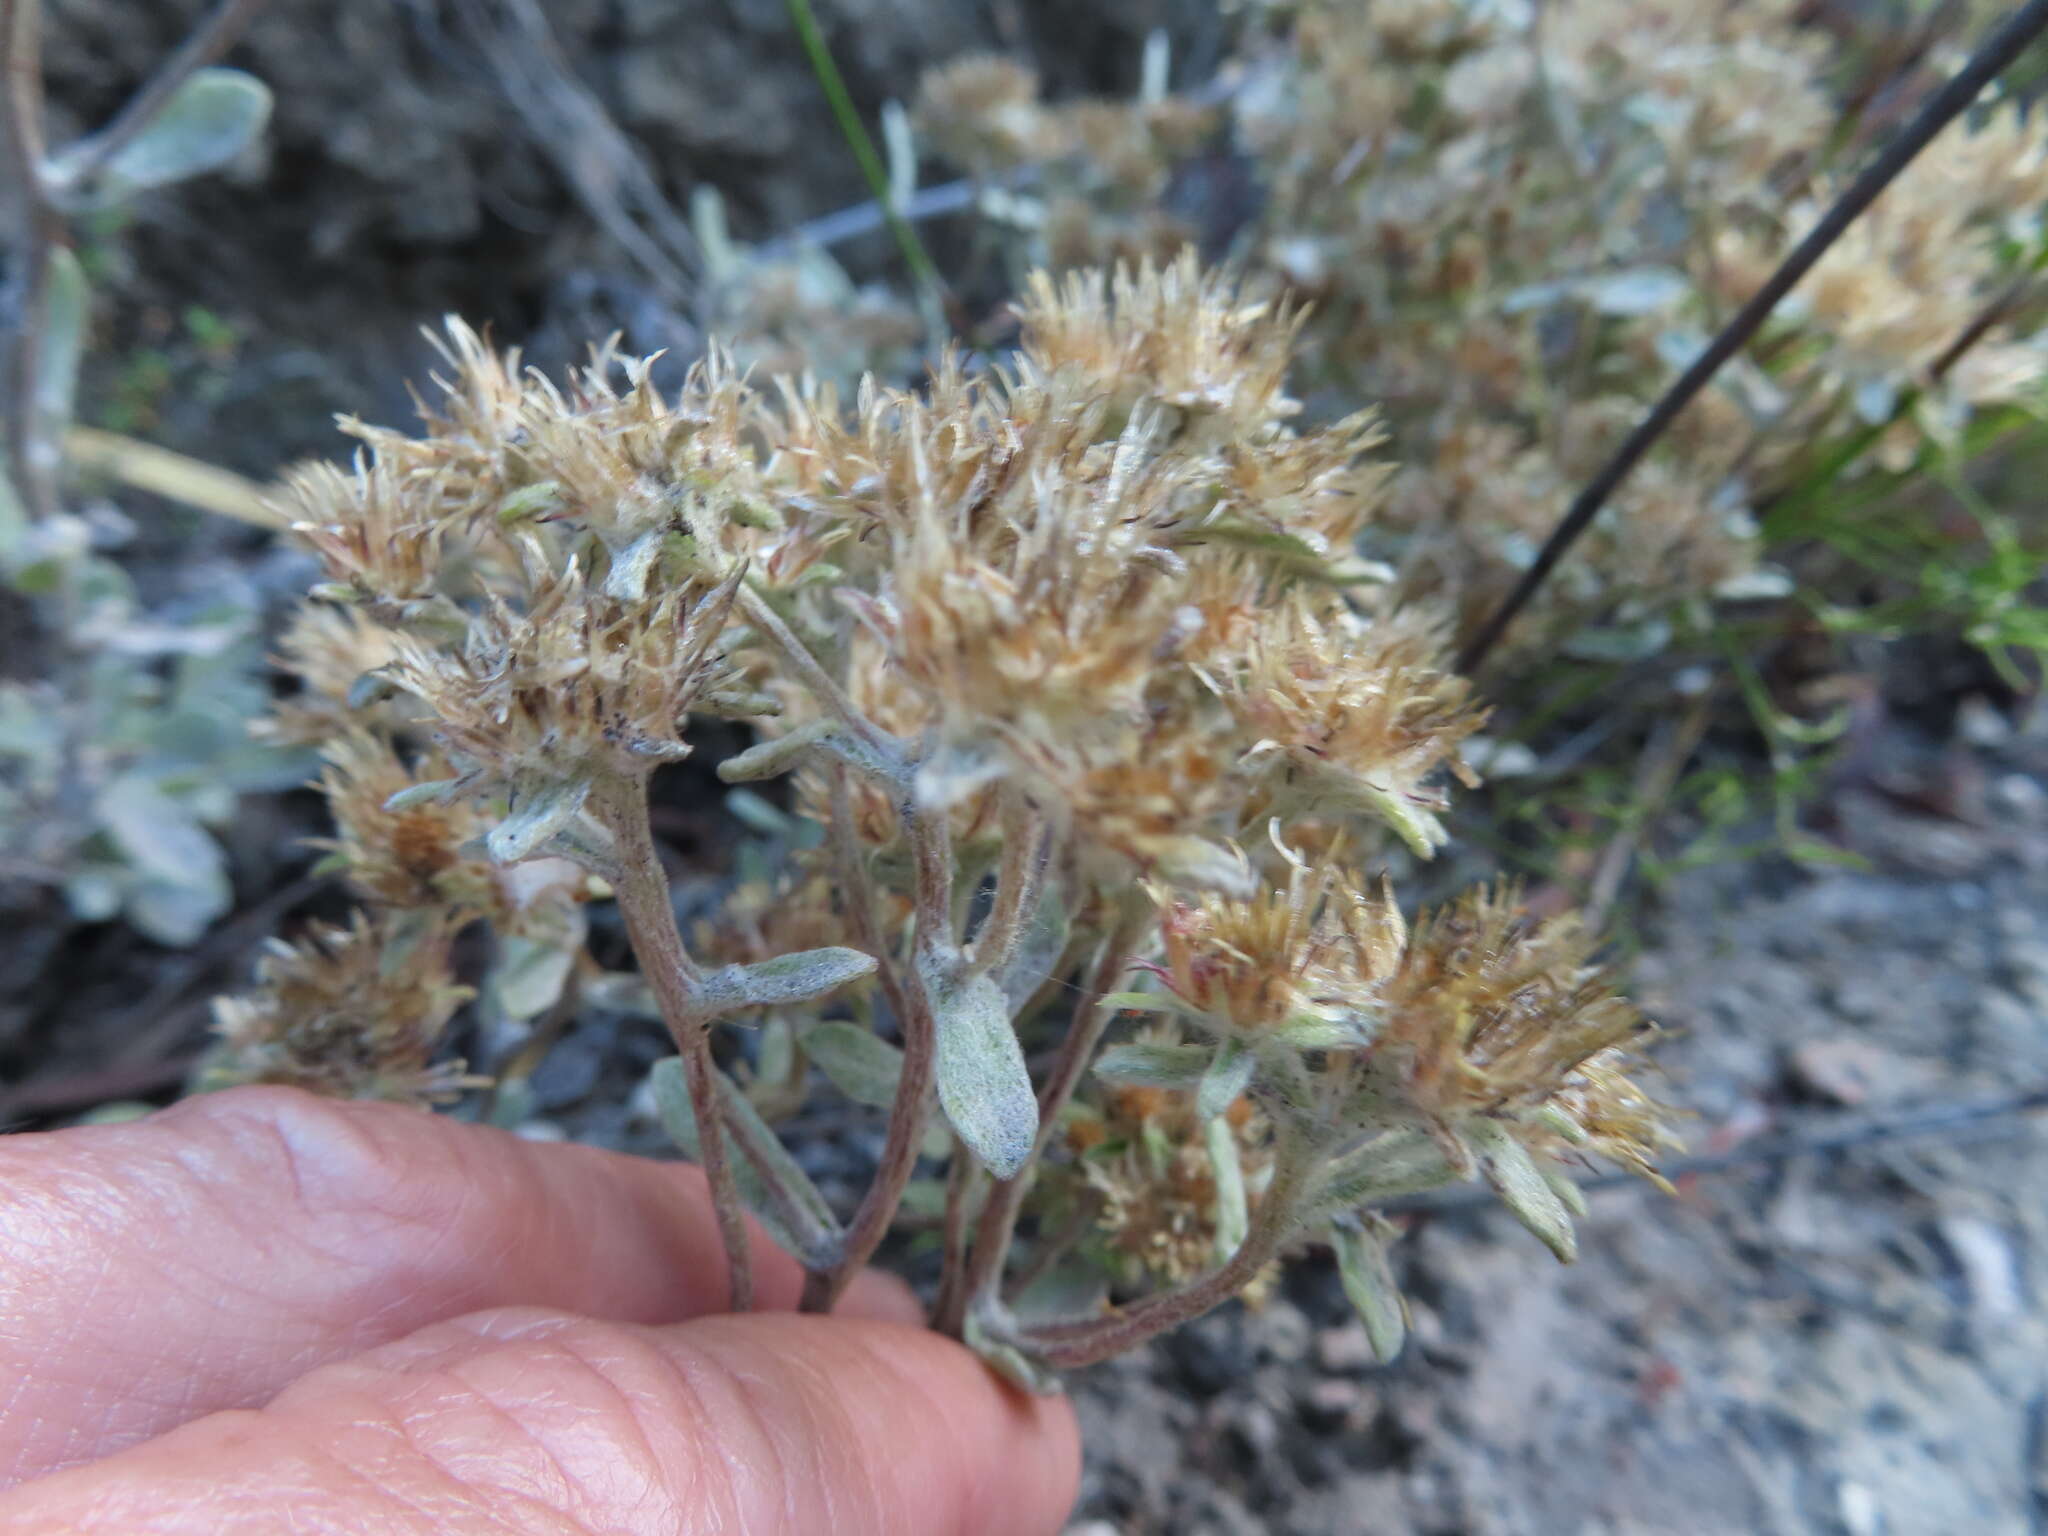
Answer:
[
  {"left": 213, "top": 251, "right": 1672, "bottom": 1378},
  {"left": 914, "top": 0, "right": 2048, "bottom": 656}
]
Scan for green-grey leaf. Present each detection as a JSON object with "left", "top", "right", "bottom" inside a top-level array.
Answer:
[
  {"left": 1196, "top": 1037, "right": 1256, "bottom": 1121},
  {"left": 487, "top": 775, "right": 590, "bottom": 864},
  {"left": 35, "top": 247, "right": 88, "bottom": 453},
  {"left": 648, "top": 1057, "right": 843, "bottom": 1270},
  {"left": 1301, "top": 1130, "right": 1458, "bottom": 1226},
  {"left": 1330, "top": 1223, "right": 1408, "bottom": 1364},
  {"left": 921, "top": 950, "right": 1036, "bottom": 1180},
  {"left": 802, "top": 1020, "right": 904, "bottom": 1109},
  {"left": 490, "top": 936, "right": 575, "bottom": 1023},
  {"left": 1545, "top": 1167, "right": 1590, "bottom": 1219},
  {"left": 76, "top": 68, "right": 272, "bottom": 197},
  {"left": 696, "top": 946, "right": 877, "bottom": 1016},
  {"left": 97, "top": 774, "right": 224, "bottom": 887},
  {"left": 1469, "top": 1119, "right": 1579, "bottom": 1263},
  {"left": 1092, "top": 1040, "right": 1209, "bottom": 1092},
  {"left": 1206, "top": 1115, "right": 1248, "bottom": 1261},
  {"left": 602, "top": 529, "right": 667, "bottom": 601},
  {"left": 718, "top": 719, "right": 836, "bottom": 783},
  {"left": 964, "top": 1308, "right": 1061, "bottom": 1395},
  {"left": 382, "top": 777, "right": 464, "bottom": 812}
]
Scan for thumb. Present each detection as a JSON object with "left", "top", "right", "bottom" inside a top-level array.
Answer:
[{"left": 0, "top": 1308, "right": 1081, "bottom": 1536}]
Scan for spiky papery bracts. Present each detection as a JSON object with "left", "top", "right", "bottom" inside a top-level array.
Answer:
[
  {"left": 202, "top": 912, "right": 481, "bottom": 1107},
  {"left": 385, "top": 563, "right": 768, "bottom": 785}
]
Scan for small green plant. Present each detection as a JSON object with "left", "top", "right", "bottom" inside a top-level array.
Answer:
[
  {"left": 215, "top": 257, "right": 1675, "bottom": 1377},
  {"left": 0, "top": 1, "right": 291, "bottom": 944}
]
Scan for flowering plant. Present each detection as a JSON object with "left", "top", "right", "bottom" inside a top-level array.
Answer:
[{"left": 213, "top": 255, "right": 1673, "bottom": 1378}]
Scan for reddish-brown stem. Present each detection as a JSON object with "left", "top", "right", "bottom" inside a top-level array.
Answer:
[
  {"left": 930, "top": 1134, "right": 979, "bottom": 1335},
  {"left": 966, "top": 787, "right": 1047, "bottom": 980},
  {"left": 1012, "top": 1142, "right": 1313, "bottom": 1369},
  {"left": 589, "top": 773, "right": 754, "bottom": 1312},
  {"left": 808, "top": 792, "right": 952, "bottom": 1310}
]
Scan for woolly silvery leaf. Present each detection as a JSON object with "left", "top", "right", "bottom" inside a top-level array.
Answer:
[
  {"left": 57, "top": 69, "right": 271, "bottom": 203},
  {"left": 696, "top": 946, "right": 877, "bottom": 1016},
  {"left": 486, "top": 775, "right": 591, "bottom": 864},
  {"left": 1206, "top": 1116, "right": 1248, "bottom": 1261},
  {"left": 921, "top": 951, "right": 1036, "bottom": 1180},
  {"left": 1545, "top": 1167, "right": 1590, "bottom": 1219},
  {"left": 347, "top": 669, "right": 403, "bottom": 711},
  {"left": 965, "top": 1309, "right": 1060, "bottom": 1396},
  {"left": 717, "top": 719, "right": 836, "bottom": 783},
  {"left": 1093, "top": 1040, "right": 1210, "bottom": 1091},
  {"left": 1330, "top": 1223, "right": 1407, "bottom": 1364},
  {"left": 1469, "top": 1119, "right": 1579, "bottom": 1263},
  {"left": 1300, "top": 1130, "right": 1457, "bottom": 1226},
  {"left": 802, "top": 1020, "right": 904, "bottom": 1109},
  {"left": 1196, "top": 1037, "right": 1256, "bottom": 1122},
  {"left": 97, "top": 774, "right": 224, "bottom": 888},
  {"left": 649, "top": 1057, "right": 843, "bottom": 1270},
  {"left": 1503, "top": 266, "right": 1689, "bottom": 318}
]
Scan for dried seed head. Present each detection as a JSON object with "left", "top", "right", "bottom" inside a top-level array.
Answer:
[
  {"left": 1016, "top": 254, "right": 1305, "bottom": 439},
  {"left": 1354, "top": 879, "right": 1672, "bottom": 1177},
  {"left": 313, "top": 732, "right": 491, "bottom": 910},
  {"left": 1215, "top": 595, "right": 1485, "bottom": 855},
  {"left": 388, "top": 563, "right": 764, "bottom": 786},
  {"left": 283, "top": 454, "right": 443, "bottom": 608},
  {"left": 201, "top": 911, "right": 481, "bottom": 1107}
]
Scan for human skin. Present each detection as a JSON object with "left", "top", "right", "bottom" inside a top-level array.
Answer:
[{"left": 0, "top": 1086, "right": 1079, "bottom": 1533}]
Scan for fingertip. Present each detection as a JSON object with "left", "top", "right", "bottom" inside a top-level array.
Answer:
[{"left": 675, "top": 1315, "right": 1083, "bottom": 1536}]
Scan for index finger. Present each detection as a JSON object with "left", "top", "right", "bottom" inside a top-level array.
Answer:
[{"left": 0, "top": 1085, "right": 913, "bottom": 1486}]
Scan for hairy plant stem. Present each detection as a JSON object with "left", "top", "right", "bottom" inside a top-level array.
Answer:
[
  {"left": 806, "top": 784, "right": 952, "bottom": 1311},
  {"left": 825, "top": 764, "right": 910, "bottom": 1029},
  {"left": 966, "top": 787, "right": 1048, "bottom": 980},
  {"left": 930, "top": 1134, "right": 980, "bottom": 1335},
  {"left": 1, "top": 0, "right": 58, "bottom": 524},
  {"left": 951, "top": 902, "right": 1148, "bottom": 1333},
  {"left": 736, "top": 583, "right": 894, "bottom": 763},
  {"left": 1013, "top": 1135, "right": 1315, "bottom": 1370},
  {"left": 588, "top": 772, "right": 753, "bottom": 1312}
]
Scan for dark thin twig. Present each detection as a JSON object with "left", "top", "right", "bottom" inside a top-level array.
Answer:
[
  {"left": 1455, "top": 0, "right": 2048, "bottom": 676},
  {"left": 55, "top": 0, "right": 268, "bottom": 192},
  {"left": 1379, "top": 1083, "right": 2048, "bottom": 1215}
]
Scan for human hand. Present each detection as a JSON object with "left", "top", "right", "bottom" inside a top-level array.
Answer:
[{"left": 0, "top": 1086, "right": 1078, "bottom": 1533}]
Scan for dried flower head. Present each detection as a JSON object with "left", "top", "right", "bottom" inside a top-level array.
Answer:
[
  {"left": 200, "top": 911, "right": 481, "bottom": 1107},
  {"left": 388, "top": 562, "right": 764, "bottom": 790}
]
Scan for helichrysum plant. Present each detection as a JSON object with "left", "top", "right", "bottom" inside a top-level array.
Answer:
[
  {"left": 913, "top": 0, "right": 2048, "bottom": 665},
  {"left": 214, "top": 251, "right": 1674, "bottom": 1380}
]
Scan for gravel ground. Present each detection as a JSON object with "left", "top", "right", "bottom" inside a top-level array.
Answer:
[{"left": 1058, "top": 698, "right": 2048, "bottom": 1536}]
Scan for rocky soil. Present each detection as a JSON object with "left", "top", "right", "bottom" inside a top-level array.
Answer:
[{"left": 1060, "top": 702, "right": 2048, "bottom": 1535}]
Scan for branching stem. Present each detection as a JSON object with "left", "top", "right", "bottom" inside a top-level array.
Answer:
[
  {"left": 1012, "top": 1135, "right": 1314, "bottom": 1370},
  {"left": 588, "top": 772, "right": 754, "bottom": 1311},
  {"left": 807, "top": 794, "right": 951, "bottom": 1310}
]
